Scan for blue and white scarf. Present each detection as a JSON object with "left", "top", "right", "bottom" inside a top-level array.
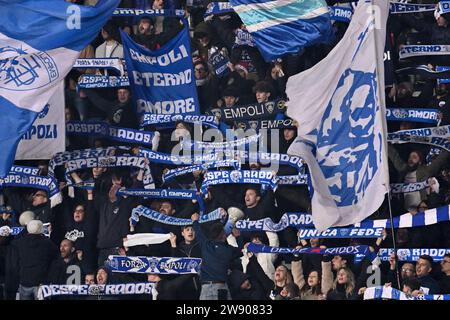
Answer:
[
  {"left": 399, "top": 45, "right": 450, "bottom": 60},
  {"left": 162, "top": 160, "right": 240, "bottom": 182},
  {"left": 49, "top": 146, "right": 119, "bottom": 176},
  {"left": 64, "top": 155, "right": 154, "bottom": 188},
  {"left": 298, "top": 227, "right": 384, "bottom": 240},
  {"left": 181, "top": 134, "right": 260, "bottom": 151},
  {"left": 220, "top": 100, "right": 286, "bottom": 121},
  {"left": 235, "top": 118, "right": 296, "bottom": 131},
  {"left": 390, "top": 181, "right": 430, "bottom": 194},
  {"left": 73, "top": 58, "right": 123, "bottom": 75},
  {"left": 438, "top": 1, "right": 450, "bottom": 15},
  {"left": 437, "top": 66, "right": 450, "bottom": 85},
  {"left": 77, "top": 75, "right": 130, "bottom": 89},
  {"left": 38, "top": 283, "right": 157, "bottom": 300},
  {"left": 113, "top": 8, "right": 186, "bottom": 17},
  {"left": 117, "top": 188, "right": 205, "bottom": 214},
  {"left": 200, "top": 170, "right": 278, "bottom": 194},
  {"left": 236, "top": 213, "right": 313, "bottom": 232},
  {"left": 364, "top": 286, "right": 450, "bottom": 301},
  {"left": 354, "top": 204, "right": 450, "bottom": 228},
  {"left": 208, "top": 49, "right": 230, "bottom": 78},
  {"left": 376, "top": 248, "right": 450, "bottom": 262},
  {"left": 66, "top": 121, "right": 155, "bottom": 146},
  {"left": 390, "top": 2, "right": 436, "bottom": 14},
  {"left": 276, "top": 174, "right": 308, "bottom": 186},
  {"left": 388, "top": 125, "right": 450, "bottom": 152},
  {"left": 131, "top": 205, "right": 222, "bottom": 226},
  {"left": 395, "top": 65, "right": 450, "bottom": 80},
  {"left": 204, "top": 2, "right": 234, "bottom": 19},
  {"left": 140, "top": 114, "right": 219, "bottom": 129},
  {"left": 390, "top": 136, "right": 450, "bottom": 153},
  {"left": 107, "top": 256, "right": 202, "bottom": 274},
  {"left": 247, "top": 243, "right": 369, "bottom": 256},
  {"left": 386, "top": 108, "right": 440, "bottom": 124},
  {"left": 234, "top": 29, "right": 256, "bottom": 48},
  {"left": 0, "top": 172, "right": 62, "bottom": 208},
  {"left": 329, "top": 6, "right": 353, "bottom": 23},
  {"left": 0, "top": 223, "right": 51, "bottom": 237},
  {"left": 10, "top": 165, "right": 40, "bottom": 176},
  {"left": 139, "top": 147, "right": 217, "bottom": 166}
]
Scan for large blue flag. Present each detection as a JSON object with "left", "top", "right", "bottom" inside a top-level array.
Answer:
[
  {"left": 121, "top": 26, "right": 200, "bottom": 120},
  {"left": 229, "top": 0, "right": 334, "bottom": 62},
  {"left": 286, "top": 0, "right": 390, "bottom": 231},
  {"left": 0, "top": 0, "right": 120, "bottom": 177}
]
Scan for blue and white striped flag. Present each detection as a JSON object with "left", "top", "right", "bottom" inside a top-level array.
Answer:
[
  {"left": 229, "top": 0, "right": 334, "bottom": 62},
  {"left": 0, "top": 0, "right": 120, "bottom": 176}
]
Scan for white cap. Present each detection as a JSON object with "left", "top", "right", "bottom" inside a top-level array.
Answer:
[
  {"left": 19, "top": 211, "right": 35, "bottom": 226},
  {"left": 27, "top": 220, "right": 44, "bottom": 235}
]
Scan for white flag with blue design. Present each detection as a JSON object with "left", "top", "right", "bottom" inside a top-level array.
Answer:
[
  {"left": 286, "top": 0, "right": 390, "bottom": 231},
  {"left": 0, "top": 0, "right": 119, "bottom": 177},
  {"left": 229, "top": 0, "right": 334, "bottom": 62}
]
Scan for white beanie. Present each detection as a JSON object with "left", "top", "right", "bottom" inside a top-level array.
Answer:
[
  {"left": 19, "top": 211, "right": 35, "bottom": 226},
  {"left": 27, "top": 220, "right": 44, "bottom": 235}
]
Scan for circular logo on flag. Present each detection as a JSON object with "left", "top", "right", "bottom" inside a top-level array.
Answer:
[
  {"left": 0, "top": 46, "right": 59, "bottom": 91},
  {"left": 393, "top": 109, "right": 408, "bottom": 119},
  {"left": 397, "top": 249, "right": 409, "bottom": 261},
  {"left": 230, "top": 170, "right": 242, "bottom": 183}
]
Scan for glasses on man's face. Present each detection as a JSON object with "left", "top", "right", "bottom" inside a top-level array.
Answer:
[{"left": 402, "top": 268, "right": 414, "bottom": 273}]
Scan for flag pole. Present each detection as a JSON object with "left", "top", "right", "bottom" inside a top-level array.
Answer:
[{"left": 370, "top": 0, "right": 401, "bottom": 289}]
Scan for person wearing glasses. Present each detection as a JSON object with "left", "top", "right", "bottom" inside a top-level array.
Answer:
[
  {"left": 439, "top": 254, "right": 450, "bottom": 293},
  {"left": 387, "top": 252, "right": 416, "bottom": 289}
]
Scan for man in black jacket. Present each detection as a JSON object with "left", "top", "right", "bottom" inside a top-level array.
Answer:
[
  {"left": 48, "top": 239, "right": 82, "bottom": 285},
  {"left": 228, "top": 269, "right": 266, "bottom": 300},
  {"left": 15, "top": 220, "right": 58, "bottom": 300},
  {"left": 191, "top": 212, "right": 243, "bottom": 300},
  {"left": 170, "top": 226, "right": 202, "bottom": 300}
]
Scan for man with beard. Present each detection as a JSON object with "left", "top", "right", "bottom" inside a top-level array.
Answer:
[{"left": 388, "top": 145, "right": 450, "bottom": 211}]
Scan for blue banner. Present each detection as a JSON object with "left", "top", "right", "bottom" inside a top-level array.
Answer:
[
  {"left": 220, "top": 99, "right": 286, "bottom": 121},
  {"left": 376, "top": 248, "right": 450, "bottom": 263},
  {"left": 235, "top": 118, "right": 296, "bottom": 131},
  {"left": 437, "top": 66, "right": 450, "bottom": 85},
  {"left": 107, "top": 256, "right": 202, "bottom": 274},
  {"left": 121, "top": 26, "right": 200, "bottom": 117}
]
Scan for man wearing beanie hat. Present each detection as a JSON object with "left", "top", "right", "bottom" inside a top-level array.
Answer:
[{"left": 12, "top": 220, "right": 58, "bottom": 300}]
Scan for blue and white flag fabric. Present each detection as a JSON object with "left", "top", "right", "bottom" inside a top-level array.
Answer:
[
  {"left": 364, "top": 286, "right": 450, "bottom": 301},
  {"left": 66, "top": 121, "right": 155, "bottom": 146},
  {"left": 376, "top": 248, "right": 450, "bottom": 263},
  {"left": 131, "top": 205, "right": 223, "bottom": 226},
  {"left": 200, "top": 170, "right": 278, "bottom": 194},
  {"left": 38, "top": 283, "right": 157, "bottom": 300},
  {"left": 354, "top": 205, "right": 450, "bottom": 229},
  {"left": 229, "top": 0, "right": 334, "bottom": 62},
  {"left": 121, "top": 26, "right": 200, "bottom": 118},
  {"left": 140, "top": 114, "right": 219, "bottom": 129},
  {"left": 107, "top": 256, "right": 202, "bottom": 274},
  {"left": 399, "top": 45, "right": 450, "bottom": 60},
  {"left": 0, "top": 0, "right": 120, "bottom": 176},
  {"left": 77, "top": 75, "right": 130, "bottom": 89},
  {"left": 16, "top": 83, "right": 65, "bottom": 160},
  {"left": 247, "top": 243, "right": 369, "bottom": 256},
  {"left": 236, "top": 212, "right": 313, "bottom": 232},
  {"left": 298, "top": 227, "right": 384, "bottom": 240},
  {"left": 286, "top": 0, "right": 390, "bottom": 231},
  {"left": 386, "top": 108, "right": 439, "bottom": 124}
]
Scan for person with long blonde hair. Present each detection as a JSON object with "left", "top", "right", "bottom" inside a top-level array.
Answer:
[{"left": 326, "top": 267, "right": 359, "bottom": 300}]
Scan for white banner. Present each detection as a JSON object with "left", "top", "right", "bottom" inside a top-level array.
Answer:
[{"left": 16, "top": 83, "right": 65, "bottom": 159}]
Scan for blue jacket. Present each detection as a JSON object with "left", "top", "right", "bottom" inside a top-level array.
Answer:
[{"left": 193, "top": 221, "right": 242, "bottom": 282}]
